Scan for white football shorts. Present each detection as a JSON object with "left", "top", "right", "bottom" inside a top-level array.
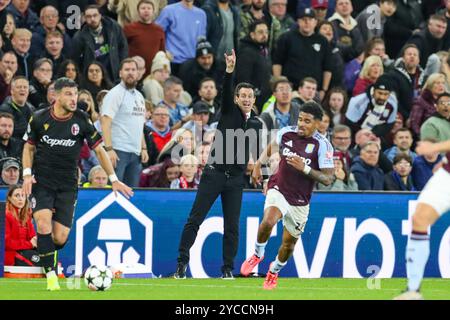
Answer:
[{"left": 417, "top": 168, "right": 450, "bottom": 216}]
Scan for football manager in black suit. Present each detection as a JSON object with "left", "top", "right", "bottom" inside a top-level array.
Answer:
[{"left": 174, "top": 50, "right": 263, "bottom": 279}]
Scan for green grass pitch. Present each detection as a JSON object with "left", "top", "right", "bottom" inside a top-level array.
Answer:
[{"left": 0, "top": 278, "right": 449, "bottom": 300}]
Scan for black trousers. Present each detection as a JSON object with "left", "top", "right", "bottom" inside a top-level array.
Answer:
[{"left": 177, "top": 166, "right": 244, "bottom": 272}]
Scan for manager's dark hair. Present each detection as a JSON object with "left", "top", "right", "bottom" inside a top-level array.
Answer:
[
  {"left": 54, "top": 77, "right": 78, "bottom": 91},
  {"left": 234, "top": 82, "right": 255, "bottom": 97},
  {"left": 299, "top": 102, "right": 324, "bottom": 120}
]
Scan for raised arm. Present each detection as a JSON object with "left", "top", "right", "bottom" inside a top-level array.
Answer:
[{"left": 221, "top": 49, "right": 236, "bottom": 115}]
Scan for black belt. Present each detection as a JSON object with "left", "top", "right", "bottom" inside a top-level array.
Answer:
[{"left": 205, "top": 164, "right": 241, "bottom": 178}]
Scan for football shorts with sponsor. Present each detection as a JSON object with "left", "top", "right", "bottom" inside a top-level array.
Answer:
[
  {"left": 417, "top": 168, "right": 450, "bottom": 216},
  {"left": 264, "top": 188, "right": 310, "bottom": 238},
  {"left": 31, "top": 183, "right": 78, "bottom": 228}
]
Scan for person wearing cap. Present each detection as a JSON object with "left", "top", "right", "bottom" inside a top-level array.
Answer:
[
  {"left": 311, "top": 0, "right": 329, "bottom": 22},
  {"left": 155, "top": 0, "right": 207, "bottom": 75},
  {"left": 124, "top": 0, "right": 165, "bottom": 79},
  {"left": 201, "top": 0, "right": 240, "bottom": 61},
  {"left": 236, "top": 20, "right": 272, "bottom": 112},
  {"left": 240, "top": 0, "right": 282, "bottom": 56},
  {"left": 28, "top": 57, "right": 53, "bottom": 110},
  {"left": 328, "top": 0, "right": 364, "bottom": 62},
  {"left": 178, "top": 38, "right": 225, "bottom": 99},
  {"left": 182, "top": 100, "right": 215, "bottom": 144},
  {"left": 273, "top": 7, "right": 333, "bottom": 98},
  {"left": 0, "top": 158, "right": 20, "bottom": 186},
  {"left": 345, "top": 74, "right": 398, "bottom": 141}
]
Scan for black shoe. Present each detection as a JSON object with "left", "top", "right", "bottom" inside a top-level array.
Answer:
[
  {"left": 174, "top": 263, "right": 187, "bottom": 279},
  {"left": 222, "top": 270, "right": 234, "bottom": 280}
]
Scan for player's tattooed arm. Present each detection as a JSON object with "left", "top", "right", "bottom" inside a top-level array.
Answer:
[{"left": 306, "top": 168, "right": 336, "bottom": 186}]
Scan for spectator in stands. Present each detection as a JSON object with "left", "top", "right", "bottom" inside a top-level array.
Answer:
[
  {"left": 260, "top": 76, "right": 300, "bottom": 130},
  {"left": 124, "top": 0, "right": 165, "bottom": 79},
  {"left": 322, "top": 87, "right": 348, "bottom": 128},
  {"left": 132, "top": 55, "right": 147, "bottom": 95},
  {"left": 28, "top": 58, "right": 52, "bottom": 110},
  {"left": 406, "top": 14, "right": 447, "bottom": 69},
  {"left": 156, "top": 0, "right": 207, "bottom": 75},
  {"left": 388, "top": 44, "right": 424, "bottom": 120},
  {"left": 107, "top": 0, "right": 159, "bottom": 27},
  {"left": 356, "top": 0, "right": 397, "bottom": 42},
  {"left": 240, "top": 0, "right": 281, "bottom": 56},
  {"left": 383, "top": 0, "right": 424, "bottom": 58},
  {"left": 411, "top": 138, "right": 443, "bottom": 191},
  {"left": 202, "top": 0, "right": 240, "bottom": 64},
  {"left": 178, "top": 38, "right": 225, "bottom": 100},
  {"left": 273, "top": 7, "right": 332, "bottom": 98},
  {"left": 101, "top": 58, "right": 148, "bottom": 187},
  {"left": 11, "top": 28, "right": 34, "bottom": 79},
  {"left": 78, "top": 89, "right": 99, "bottom": 122},
  {"left": 80, "top": 61, "right": 113, "bottom": 112},
  {"left": 384, "top": 127, "right": 417, "bottom": 162},
  {"left": 352, "top": 55, "right": 384, "bottom": 97},
  {"left": 420, "top": 91, "right": 450, "bottom": 142},
  {"left": 350, "top": 141, "right": 384, "bottom": 190},
  {"left": 318, "top": 20, "right": 345, "bottom": 89},
  {"left": 0, "top": 76, "right": 33, "bottom": 139},
  {"left": 195, "top": 141, "right": 212, "bottom": 173},
  {"left": 144, "top": 104, "right": 173, "bottom": 166},
  {"left": 317, "top": 150, "right": 358, "bottom": 191},
  {"left": 350, "top": 128, "right": 393, "bottom": 173},
  {"left": 7, "top": 0, "right": 39, "bottom": 31},
  {"left": 4, "top": 184, "right": 38, "bottom": 267},
  {"left": 44, "top": 31, "right": 65, "bottom": 76},
  {"left": 143, "top": 51, "right": 171, "bottom": 106},
  {"left": 56, "top": 59, "right": 81, "bottom": 84},
  {"left": 291, "top": 77, "right": 318, "bottom": 106},
  {"left": 409, "top": 73, "right": 446, "bottom": 137},
  {"left": 345, "top": 74, "right": 398, "bottom": 141},
  {"left": 157, "top": 128, "right": 195, "bottom": 163},
  {"left": 159, "top": 76, "right": 191, "bottom": 129},
  {"left": 197, "top": 77, "right": 221, "bottom": 124},
  {"left": 0, "top": 112, "right": 21, "bottom": 160},
  {"left": 0, "top": 51, "right": 18, "bottom": 103},
  {"left": 2, "top": 12, "right": 15, "bottom": 51},
  {"left": 328, "top": 0, "right": 364, "bottom": 62},
  {"left": 183, "top": 100, "right": 214, "bottom": 144},
  {"left": 0, "top": 158, "right": 20, "bottom": 185},
  {"left": 269, "top": 0, "right": 295, "bottom": 33},
  {"left": 82, "top": 165, "right": 111, "bottom": 188},
  {"left": 72, "top": 4, "right": 128, "bottom": 82},
  {"left": 236, "top": 20, "right": 272, "bottom": 111},
  {"left": 423, "top": 51, "right": 450, "bottom": 91},
  {"left": 441, "top": 0, "right": 450, "bottom": 49},
  {"left": 311, "top": 0, "right": 329, "bottom": 22},
  {"left": 139, "top": 158, "right": 180, "bottom": 188},
  {"left": 30, "top": 5, "right": 71, "bottom": 57},
  {"left": 318, "top": 112, "right": 331, "bottom": 139},
  {"left": 170, "top": 154, "right": 200, "bottom": 189},
  {"left": 384, "top": 153, "right": 415, "bottom": 191},
  {"left": 330, "top": 124, "right": 352, "bottom": 170}
]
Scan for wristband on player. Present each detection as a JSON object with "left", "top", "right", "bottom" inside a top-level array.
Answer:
[
  {"left": 109, "top": 174, "right": 119, "bottom": 183},
  {"left": 104, "top": 145, "right": 113, "bottom": 152},
  {"left": 303, "top": 165, "right": 312, "bottom": 175},
  {"left": 23, "top": 168, "right": 32, "bottom": 177}
]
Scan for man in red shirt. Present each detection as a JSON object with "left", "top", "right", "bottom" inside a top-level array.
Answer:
[{"left": 124, "top": 0, "right": 165, "bottom": 79}]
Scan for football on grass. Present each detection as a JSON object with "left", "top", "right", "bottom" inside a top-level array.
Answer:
[{"left": 84, "top": 265, "right": 114, "bottom": 291}]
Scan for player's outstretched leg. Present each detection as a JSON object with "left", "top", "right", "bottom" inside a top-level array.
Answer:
[
  {"left": 394, "top": 203, "right": 439, "bottom": 300},
  {"left": 241, "top": 207, "right": 282, "bottom": 276},
  {"left": 263, "top": 228, "right": 297, "bottom": 290}
]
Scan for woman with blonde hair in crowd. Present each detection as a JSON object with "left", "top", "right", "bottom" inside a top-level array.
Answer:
[
  {"left": 4, "top": 184, "right": 39, "bottom": 266},
  {"left": 352, "top": 55, "right": 384, "bottom": 96},
  {"left": 409, "top": 72, "right": 447, "bottom": 137},
  {"left": 157, "top": 128, "right": 195, "bottom": 164}
]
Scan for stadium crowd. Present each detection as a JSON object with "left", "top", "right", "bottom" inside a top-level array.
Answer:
[{"left": 0, "top": 0, "right": 449, "bottom": 192}]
